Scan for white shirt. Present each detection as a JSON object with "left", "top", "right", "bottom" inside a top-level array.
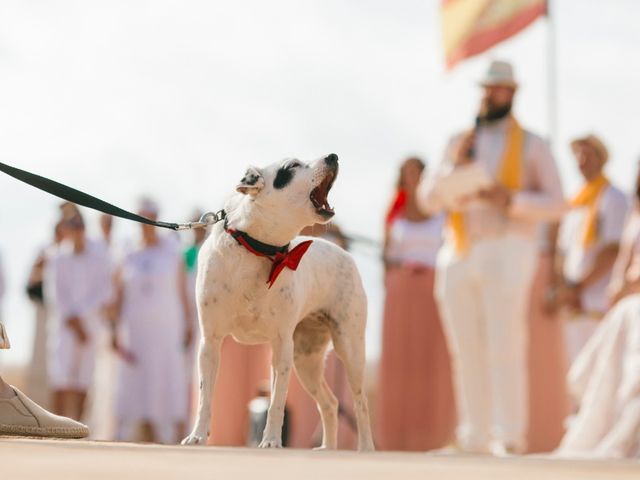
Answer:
[
  {"left": 386, "top": 215, "right": 444, "bottom": 268},
  {"left": 559, "top": 185, "right": 628, "bottom": 313},
  {"left": 47, "top": 238, "right": 113, "bottom": 322},
  {"left": 418, "top": 118, "right": 565, "bottom": 246}
]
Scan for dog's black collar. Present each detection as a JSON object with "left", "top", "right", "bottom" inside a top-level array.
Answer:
[{"left": 223, "top": 218, "right": 289, "bottom": 258}]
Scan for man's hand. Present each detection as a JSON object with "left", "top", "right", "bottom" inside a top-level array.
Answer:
[
  {"left": 558, "top": 282, "right": 583, "bottom": 312},
  {"left": 543, "top": 285, "right": 560, "bottom": 315},
  {"left": 111, "top": 332, "right": 136, "bottom": 364},
  {"left": 478, "top": 184, "right": 513, "bottom": 210},
  {"left": 66, "top": 315, "right": 89, "bottom": 344}
]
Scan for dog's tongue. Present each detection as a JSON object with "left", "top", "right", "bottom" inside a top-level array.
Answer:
[
  {"left": 321, "top": 176, "right": 334, "bottom": 206},
  {"left": 312, "top": 172, "right": 335, "bottom": 212}
]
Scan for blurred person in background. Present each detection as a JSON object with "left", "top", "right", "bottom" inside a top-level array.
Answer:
[
  {"left": 25, "top": 220, "right": 66, "bottom": 408},
  {"left": 556, "top": 159, "right": 640, "bottom": 458},
  {"left": 46, "top": 211, "right": 113, "bottom": 421},
  {"left": 0, "top": 247, "right": 89, "bottom": 438},
  {"left": 59, "top": 201, "right": 80, "bottom": 222},
  {"left": 112, "top": 198, "right": 193, "bottom": 444},
  {"left": 525, "top": 223, "right": 571, "bottom": 453},
  {"left": 555, "top": 135, "right": 628, "bottom": 364},
  {"left": 418, "top": 60, "right": 564, "bottom": 454},
  {"left": 99, "top": 213, "right": 114, "bottom": 247},
  {"left": 377, "top": 157, "right": 455, "bottom": 451}
]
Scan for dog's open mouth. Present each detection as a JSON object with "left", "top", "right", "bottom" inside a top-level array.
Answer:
[{"left": 310, "top": 170, "right": 336, "bottom": 218}]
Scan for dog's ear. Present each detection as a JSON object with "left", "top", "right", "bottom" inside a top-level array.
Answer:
[{"left": 236, "top": 167, "right": 265, "bottom": 196}]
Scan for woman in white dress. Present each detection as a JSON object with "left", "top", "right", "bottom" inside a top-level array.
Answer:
[{"left": 112, "top": 199, "right": 193, "bottom": 444}]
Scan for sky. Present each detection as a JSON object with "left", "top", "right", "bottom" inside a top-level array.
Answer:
[{"left": 1, "top": 0, "right": 639, "bottom": 365}]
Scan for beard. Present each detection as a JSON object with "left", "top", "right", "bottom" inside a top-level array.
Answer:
[{"left": 476, "top": 101, "right": 512, "bottom": 125}]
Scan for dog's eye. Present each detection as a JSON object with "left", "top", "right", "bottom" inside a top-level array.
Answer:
[{"left": 286, "top": 161, "right": 302, "bottom": 170}]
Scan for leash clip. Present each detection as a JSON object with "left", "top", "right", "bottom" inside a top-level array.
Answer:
[{"left": 175, "top": 209, "right": 226, "bottom": 231}]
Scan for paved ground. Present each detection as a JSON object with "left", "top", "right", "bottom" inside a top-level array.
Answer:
[{"left": 1, "top": 438, "right": 639, "bottom": 480}]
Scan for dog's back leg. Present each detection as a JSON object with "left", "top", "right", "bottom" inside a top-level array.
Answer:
[
  {"left": 293, "top": 336, "right": 338, "bottom": 449},
  {"left": 331, "top": 320, "right": 375, "bottom": 452}
]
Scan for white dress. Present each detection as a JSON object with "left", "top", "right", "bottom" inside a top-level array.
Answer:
[
  {"left": 46, "top": 239, "right": 113, "bottom": 390},
  {"left": 115, "top": 237, "right": 187, "bottom": 439}
]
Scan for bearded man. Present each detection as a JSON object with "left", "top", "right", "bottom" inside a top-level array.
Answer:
[{"left": 418, "top": 60, "right": 564, "bottom": 455}]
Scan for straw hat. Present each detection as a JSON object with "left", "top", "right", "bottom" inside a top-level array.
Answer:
[
  {"left": 479, "top": 60, "right": 518, "bottom": 88},
  {"left": 571, "top": 134, "right": 609, "bottom": 163}
]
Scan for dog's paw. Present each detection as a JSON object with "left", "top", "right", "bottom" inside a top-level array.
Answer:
[
  {"left": 258, "top": 437, "right": 283, "bottom": 448},
  {"left": 181, "top": 433, "right": 206, "bottom": 445}
]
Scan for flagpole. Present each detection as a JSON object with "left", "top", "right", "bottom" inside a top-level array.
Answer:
[{"left": 546, "top": 0, "right": 558, "bottom": 153}]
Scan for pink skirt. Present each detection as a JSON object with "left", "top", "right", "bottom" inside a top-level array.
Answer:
[
  {"left": 526, "top": 254, "right": 571, "bottom": 452},
  {"left": 376, "top": 267, "right": 456, "bottom": 451}
]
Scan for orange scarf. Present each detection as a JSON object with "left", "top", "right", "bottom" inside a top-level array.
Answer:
[
  {"left": 448, "top": 117, "right": 524, "bottom": 254},
  {"left": 570, "top": 174, "right": 609, "bottom": 247}
]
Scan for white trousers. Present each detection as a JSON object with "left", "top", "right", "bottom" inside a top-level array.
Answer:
[{"left": 435, "top": 234, "right": 537, "bottom": 451}]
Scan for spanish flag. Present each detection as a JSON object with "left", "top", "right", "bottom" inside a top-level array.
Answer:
[{"left": 442, "top": 0, "right": 547, "bottom": 69}]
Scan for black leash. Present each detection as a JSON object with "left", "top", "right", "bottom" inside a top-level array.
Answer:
[
  {"left": 0, "top": 160, "right": 224, "bottom": 230},
  {"left": 0, "top": 160, "right": 379, "bottom": 248}
]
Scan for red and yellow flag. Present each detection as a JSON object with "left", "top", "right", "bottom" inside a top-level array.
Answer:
[{"left": 441, "top": 0, "right": 546, "bottom": 69}]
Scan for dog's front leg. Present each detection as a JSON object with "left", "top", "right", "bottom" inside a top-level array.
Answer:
[
  {"left": 259, "top": 336, "right": 294, "bottom": 448},
  {"left": 182, "top": 335, "right": 222, "bottom": 445}
]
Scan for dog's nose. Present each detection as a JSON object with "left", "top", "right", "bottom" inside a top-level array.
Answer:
[{"left": 324, "top": 153, "right": 339, "bottom": 166}]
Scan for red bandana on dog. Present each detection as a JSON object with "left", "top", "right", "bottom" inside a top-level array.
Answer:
[{"left": 225, "top": 224, "right": 313, "bottom": 288}]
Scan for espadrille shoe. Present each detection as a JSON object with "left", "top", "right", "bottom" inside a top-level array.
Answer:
[{"left": 0, "top": 387, "right": 89, "bottom": 438}]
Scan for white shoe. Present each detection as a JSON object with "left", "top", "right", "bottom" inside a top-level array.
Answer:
[{"left": 0, "top": 386, "right": 89, "bottom": 438}]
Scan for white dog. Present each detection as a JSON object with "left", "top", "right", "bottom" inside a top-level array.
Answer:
[{"left": 182, "top": 154, "right": 374, "bottom": 451}]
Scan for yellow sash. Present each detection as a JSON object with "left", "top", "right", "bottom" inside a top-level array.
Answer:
[
  {"left": 448, "top": 117, "right": 524, "bottom": 254},
  {"left": 570, "top": 174, "right": 609, "bottom": 248}
]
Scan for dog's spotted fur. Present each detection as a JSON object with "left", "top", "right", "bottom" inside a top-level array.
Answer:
[{"left": 182, "top": 155, "right": 375, "bottom": 451}]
